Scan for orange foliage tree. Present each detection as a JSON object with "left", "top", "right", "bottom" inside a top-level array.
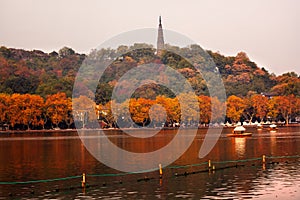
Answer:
[
  {"left": 251, "top": 94, "right": 269, "bottom": 121},
  {"left": 23, "top": 94, "right": 44, "bottom": 129},
  {"left": 7, "top": 94, "right": 25, "bottom": 129},
  {"left": 129, "top": 98, "right": 154, "bottom": 126},
  {"left": 211, "top": 97, "right": 225, "bottom": 123},
  {"left": 271, "top": 95, "right": 298, "bottom": 124},
  {"left": 155, "top": 96, "right": 180, "bottom": 125},
  {"left": 0, "top": 93, "right": 10, "bottom": 127},
  {"left": 198, "top": 95, "right": 211, "bottom": 124},
  {"left": 244, "top": 94, "right": 269, "bottom": 122},
  {"left": 72, "top": 95, "right": 97, "bottom": 128},
  {"left": 45, "top": 92, "right": 71, "bottom": 128},
  {"left": 226, "top": 95, "right": 246, "bottom": 123},
  {"left": 177, "top": 92, "right": 199, "bottom": 126}
]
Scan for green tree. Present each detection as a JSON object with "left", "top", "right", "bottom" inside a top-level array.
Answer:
[{"left": 58, "top": 47, "right": 75, "bottom": 57}]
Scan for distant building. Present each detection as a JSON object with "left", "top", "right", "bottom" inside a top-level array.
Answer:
[{"left": 156, "top": 16, "right": 165, "bottom": 56}]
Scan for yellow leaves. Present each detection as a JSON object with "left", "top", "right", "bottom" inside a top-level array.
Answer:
[
  {"left": 73, "top": 95, "right": 98, "bottom": 125},
  {"left": 156, "top": 96, "right": 180, "bottom": 123},
  {"left": 250, "top": 94, "right": 269, "bottom": 119},
  {"left": 198, "top": 95, "right": 212, "bottom": 124},
  {"left": 211, "top": 97, "right": 225, "bottom": 122},
  {"left": 98, "top": 93, "right": 223, "bottom": 127},
  {"left": 6, "top": 93, "right": 44, "bottom": 128},
  {"left": 149, "top": 104, "right": 166, "bottom": 124},
  {"left": 109, "top": 96, "right": 181, "bottom": 127},
  {"left": 45, "top": 92, "right": 71, "bottom": 127},
  {"left": 268, "top": 97, "right": 279, "bottom": 119},
  {"left": 1, "top": 91, "right": 299, "bottom": 129},
  {"left": 129, "top": 98, "right": 154, "bottom": 125},
  {"left": 177, "top": 92, "right": 199, "bottom": 123},
  {"left": 226, "top": 95, "right": 246, "bottom": 123},
  {"left": 0, "top": 93, "right": 10, "bottom": 123},
  {"left": 270, "top": 95, "right": 298, "bottom": 123}
]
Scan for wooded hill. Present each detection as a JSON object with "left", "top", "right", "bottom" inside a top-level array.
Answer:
[{"left": 0, "top": 44, "right": 299, "bottom": 104}]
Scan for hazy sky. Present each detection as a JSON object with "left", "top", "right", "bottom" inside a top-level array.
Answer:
[{"left": 1, "top": 0, "right": 299, "bottom": 75}]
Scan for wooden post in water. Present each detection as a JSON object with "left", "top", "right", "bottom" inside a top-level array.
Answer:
[
  {"left": 159, "top": 164, "right": 163, "bottom": 178},
  {"left": 82, "top": 173, "right": 86, "bottom": 188},
  {"left": 262, "top": 155, "right": 266, "bottom": 170},
  {"left": 208, "top": 160, "right": 212, "bottom": 174}
]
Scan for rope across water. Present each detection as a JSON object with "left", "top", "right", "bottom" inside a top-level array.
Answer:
[{"left": 0, "top": 155, "right": 299, "bottom": 185}]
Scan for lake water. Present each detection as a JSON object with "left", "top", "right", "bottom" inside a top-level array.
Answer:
[{"left": 0, "top": 127, "right": 300, "bottom": 199}]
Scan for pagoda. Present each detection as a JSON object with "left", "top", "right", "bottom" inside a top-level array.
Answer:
[{"left": 156, "top": 16, "right": 165, "bottom": 56}]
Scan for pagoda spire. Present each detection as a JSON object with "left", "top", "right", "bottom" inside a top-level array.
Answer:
[{"left": 157, "top": 16, "right": 164, "bottom": 56}]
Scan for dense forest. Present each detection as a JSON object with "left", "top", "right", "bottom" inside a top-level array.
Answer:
[
  {"left": 0, "top": 44, "right": 299, "bottom": 130},
  {"left": 0, "top": 45, "right": 299, "bottom": 100}
]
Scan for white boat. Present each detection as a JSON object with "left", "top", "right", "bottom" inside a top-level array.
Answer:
[
  {"left": 227, "top": 126, "right": 252, "bottom": 137},
  {"left": 269, "top": 124, "right": 278, "bottom": 130}
]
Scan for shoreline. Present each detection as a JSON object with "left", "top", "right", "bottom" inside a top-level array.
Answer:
[{"left": 0, "top": 124, "right": 299, "bottom": 134}]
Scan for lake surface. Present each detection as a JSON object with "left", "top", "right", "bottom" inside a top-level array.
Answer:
[{"left": 0, "top": 127, "right": 300, "bottom": 199}]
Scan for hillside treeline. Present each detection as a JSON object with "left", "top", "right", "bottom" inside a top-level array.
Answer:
[{"left": 0, "top": 45, "right": 299, "bottom": 103}]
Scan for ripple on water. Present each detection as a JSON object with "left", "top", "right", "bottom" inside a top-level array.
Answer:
[{"left": 174, "top": 191, "right": 194, "bottom": 199}]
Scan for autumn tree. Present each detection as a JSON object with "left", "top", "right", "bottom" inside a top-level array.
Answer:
[
  {"left": 7, "top": 94, "right": 24, "bottom": 129},
  {"left": 271, "top": 95, "right": 298, "bottom": 124},
  {"left": 242, "top": 94, "right": 269, "bottom": 122},
  {"left": 45, "top": 92, "right": 71, "bottom": 128},
  {"left": 5, "top": 94, "right": 43, "bottom": 129},
  {"left": 0, "top": 93, "right": 9, "bottom": 128},
  {"left": 155, "top": 96, "right": 180, "bottom": 126},
  {"left": 73, "top": 95, "right": 97, "bottom": 128},
  {"left": 23, "top": 94, "right": 44, "bottom": 129},
  {"left": 226, "top": 95, "right": 246, "bottom": 123},
  {"left": 150, "top": 104, "right": 166, "bottom": 126},
  {"left": 251, "top": 94, "right": 269, "bottom": 121},
  {"left": 129, "top": 98, "right": 154, "bottom": 126},
  {"left": 267, "top": 97, "right": 279, "bottom": 121},
  {"left": 198, "top": 95, "right": 211, "bottom": 124},
  {"left": 177, "top": 92, "right": 199, "bottom": 126},
  {"left": 211, "top": 97, "right": 225, "bottom": 123},
  {"left": 101, "top": 101, "right": 116, "bottom": 128},
  {"left": 110, "top": 99, "right": 131, "bottom": 128}
]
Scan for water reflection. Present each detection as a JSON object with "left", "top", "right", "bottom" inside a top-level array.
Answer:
[
  {"left": 234, "top": 137, "right": 246, "bottom": 157},
  {"left": 0, "top": 127, "right": 299, "bottom": 199},
  {"left": 270, "top": 132, "right": 277, "bottom": 155}
]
